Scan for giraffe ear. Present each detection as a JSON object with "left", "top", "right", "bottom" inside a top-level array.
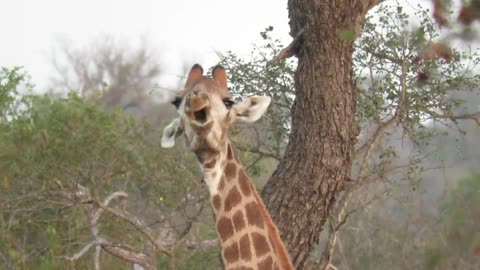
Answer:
[
  {"left": 185, "top": 64, "right": 204, "bottom": 90},
  {"left": 161, "top": 118, "right": 183, "bottom": 148},
  {"left": 231, "top": 96, "right": 271, "bottom": 123},
  {"left": 212, "top": 65, "right": 228, "bottom": 89}
]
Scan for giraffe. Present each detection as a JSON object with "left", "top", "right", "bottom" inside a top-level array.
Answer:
[{"left": 161, "top": 64, "right": 294, "bottom": 270}]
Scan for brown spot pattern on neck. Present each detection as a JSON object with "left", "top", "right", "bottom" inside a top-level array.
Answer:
[{"left": 208, "top": 146, "right": 293, "bottom": 269}]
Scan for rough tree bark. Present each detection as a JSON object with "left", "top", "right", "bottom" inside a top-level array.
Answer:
[{"left": 262, "top": 0, "right": 379, "bottom": 268}]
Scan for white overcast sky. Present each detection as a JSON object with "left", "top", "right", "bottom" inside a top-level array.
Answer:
[{"left": 1, "top": 0, "right": 290, "bottom": 90}]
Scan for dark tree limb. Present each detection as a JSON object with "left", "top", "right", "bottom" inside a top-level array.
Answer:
[{"left": 271, "top": 29, "right": 304, "bottom": 63}]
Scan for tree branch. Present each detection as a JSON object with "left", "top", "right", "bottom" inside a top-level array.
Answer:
[
  {"left": 271, "top": 29, "right": 304, "bottom": 63},
  {"left": 96, "top": 237, "right": 155, "bottom": 270},
  {"left": 58, "top": 241, "right": 96, "bottom": 261},
  {"left": 318, "top": 219, "right": 339, "bottom": 270},
  {"left": 92, "top": 191, "right": 128, "bottom": 222},
  {"left": 61, "top": 186, "right": 172, "bottom": 269},
  {"left": 431, "top": 112, "right": 480, "bottom": 126},
  {"left": 176, "top": 239, "right": 219, "bottom": 250},
  {"left": 92, "top": 198, "right": 172, "bottom": 256}
]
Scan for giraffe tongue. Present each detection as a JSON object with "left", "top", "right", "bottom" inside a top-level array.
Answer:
[{"left": 194, "top": 108, "right": 207, "bottom": 123}]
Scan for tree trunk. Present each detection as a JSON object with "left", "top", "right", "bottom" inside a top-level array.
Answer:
[{"left": 262, "top": 0, "right": 374, "bottom": 268}]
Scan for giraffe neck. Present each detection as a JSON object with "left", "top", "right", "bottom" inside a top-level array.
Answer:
[{"left": 197, "top": 141, "right": 294, "bottom": 270}]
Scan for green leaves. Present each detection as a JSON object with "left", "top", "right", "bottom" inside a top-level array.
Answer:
[
  {"left": 0, "top": 69, "right": 207, "bottom": 269},
  {"left": 355, "top": 2, "right": 480, "bottom": 142},
  {"left": 0, "top": 67, "right": 30, "bottom": 122},
  {"left": 217, "top": 28, "right": 295, "bottom": 167},
  {"left": 260, "top": 26, "right": 275, "bottom": 40}
]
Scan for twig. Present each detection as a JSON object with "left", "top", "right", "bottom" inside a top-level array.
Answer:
[
  {"left": 58, "top": 241, "right": 96, "bottom": 261},
  {"left": 431, "top": 112, "right": 480, "bottom": 126},
  {"left": 175, "top": 239, "right": 219, "bottom": 250},
  {"left": 92, "top": 191, "right": 128, "bottom": 222},
  {"left": 318, "top": 218, "right": 339, "bottom": 270}
]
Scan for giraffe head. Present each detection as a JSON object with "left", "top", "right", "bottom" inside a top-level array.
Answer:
[{"left": 161, "top": 64, "right": 271, "bottom": 155}]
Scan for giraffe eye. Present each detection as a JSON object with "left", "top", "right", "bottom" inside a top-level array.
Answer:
[
  {"left": 171, "top": 97, "right": 182, "bottom": 109},
  {"left": 223, "top": 98, "right": 234, "bottom": 109}
]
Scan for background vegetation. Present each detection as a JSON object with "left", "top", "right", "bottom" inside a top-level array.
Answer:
[{"left": 1, "top": 3, "right": 479, "bottom": 269}]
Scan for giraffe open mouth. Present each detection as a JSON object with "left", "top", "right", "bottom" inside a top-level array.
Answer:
[
  {"left": 193, "top": 107, "right": 208, "bottom": 123},
  {"left": 186, "top": 92, "right": 210, "bottom": 124}
]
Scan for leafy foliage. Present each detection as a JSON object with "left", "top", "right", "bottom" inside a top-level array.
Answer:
[
  {"left": 0, "top": 67, "right": 31, "bottom": 122},
  {"left": 351, "top": 3, "right": 480, "bottom": 187},
  {"left": 0, "top": 68, "right": 217, "bottom": 269},
  {"left": 217, "top": 27, "right": 296, "bottom": 174},
  {"left": 355, "top": 4, "right": 480, "bottom": 128},
  {"left": 424, "top": 172, "right": 480, "bottom": 269}
]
